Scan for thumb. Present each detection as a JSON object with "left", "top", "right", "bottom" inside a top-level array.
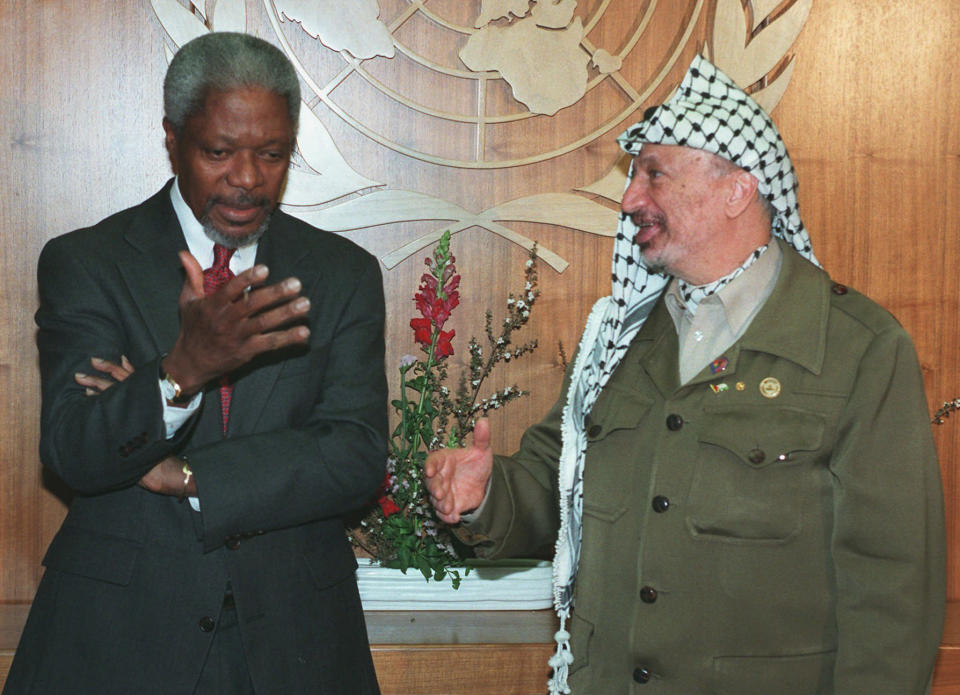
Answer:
[
  {"left": 472, "top": 417, "right": 492, "bottom": 453},
  {"left": 178, "top": 250, "right": 205, "bottom": 301}
]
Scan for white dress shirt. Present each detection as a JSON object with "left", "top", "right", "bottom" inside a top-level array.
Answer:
[{"left": 162, "top": 179, "right": 260, "bottom": 509}]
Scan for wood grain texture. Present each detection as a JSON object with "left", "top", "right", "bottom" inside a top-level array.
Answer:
[
  {"left": 1, "top": 1, "right": 959, "bottom": 691},
  {"left": 0, "top": 652, "right": 12, "bottom": 688},
  {"left": 371, "top": 643, "right": 553, "bottom": 695}
]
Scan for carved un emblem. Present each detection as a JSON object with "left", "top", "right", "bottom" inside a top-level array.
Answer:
[{"left": 150, "top": 0, "right": 810, "bottom": 272}]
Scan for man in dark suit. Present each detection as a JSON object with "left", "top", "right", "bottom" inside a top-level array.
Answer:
[{"left": 4, "top": 32, "right": 386, "bottom": 694}]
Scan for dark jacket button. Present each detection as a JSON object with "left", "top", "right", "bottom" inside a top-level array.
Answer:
[
  {"left": 748, "top": 448, "right": 766, "bottom": 464},
  {"left": 651, "top": 495, "right": 670, "bottom": 513},
  {"left": 587, "top": 424, "right": 602, "bottom": 438},
  {"left": 225, "top": 536, "right": 241, "bottom": 550},
  {"left": 633, "top": 667, "right": 652, "bottom": 684},
  {"left": 666, "top": 414, "right": 683, "bottom": 431},
  {"left": 640, "top": 586, "right": 658, "bottom": 603},
  {"left": 832, "top": 283, "right": 848, "bottom": 295},
  {"left": 198, "top": 616, "right": 216, "bottom": 633}
]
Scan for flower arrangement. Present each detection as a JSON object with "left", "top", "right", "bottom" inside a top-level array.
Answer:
[{"left": 350, "top": 230, "right": 540, "bottom": 587}]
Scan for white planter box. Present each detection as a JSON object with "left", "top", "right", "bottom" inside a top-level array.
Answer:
[{"left": 356, "top": 558, "right": 554, "bottom": 610}]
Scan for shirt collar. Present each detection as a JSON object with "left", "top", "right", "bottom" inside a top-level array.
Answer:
[
  {"left": 169, "top": 177, "right": 257, "bottom": 271},
  {"left": 665, "top": 239, "right": 781, "bottom": 336},
  {"left": 714, "top": 239, "right": 781, "bottom": 330}
]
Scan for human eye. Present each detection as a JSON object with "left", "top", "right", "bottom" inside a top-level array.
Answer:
[
  {"left": 204, "top": 147, "right": 230, "bottom": 161},
  {"left": 259, "top": 149, "right": 286, "bottom": 162}
]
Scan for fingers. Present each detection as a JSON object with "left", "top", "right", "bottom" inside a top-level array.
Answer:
[
  {"left": 220, "top": 264, "right": 270, "bottom": 303},
  {"left": 77, "top": 355, "right": 136, "bottom": 395},
  {"left": 178, "top": 251, "right": 205, "bottom": 300},
  {"left": 436, "top": 509, "right": 462, "bottom": 525},
  {"left": 215, "top": 271, "right": 310, "bottom": 337},
  {"left": 424, "top": 450, "right": 453, "bottom": 485},
  {"left": 472, "top": 417, "right": 492, "bottom": 453},
  {"left": 74, "top": 371, "right": 115, "bottom": 395},
  {"left": 241, "top": 280, "right": 311, "bottom": 329},
  {"left": 90, "top": 356, "right": 134, "bottom": 382},
  {"left": 243, "top": 323, "right": 311, "bottom": 355}
]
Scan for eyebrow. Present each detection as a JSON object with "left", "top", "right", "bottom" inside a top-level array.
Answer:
[{"left": 635, "top": 153, "right": 664, "bottom": 170}]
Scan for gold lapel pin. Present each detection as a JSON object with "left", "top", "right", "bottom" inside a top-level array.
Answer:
[{"left": 759, "top": 377, "right": 781, "bottom": 399}]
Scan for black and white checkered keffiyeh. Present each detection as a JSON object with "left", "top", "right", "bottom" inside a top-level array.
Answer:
[
  {"left": 547, "top": 55, "right": 818, "bottom": 693},
  {"left": 678, "top": 243, "right": 768, "bottom": 313}
]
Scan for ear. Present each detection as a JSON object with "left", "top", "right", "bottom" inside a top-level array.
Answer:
[
  {"left": 725, "top": 170, "right": 759, "bottom": 219},
  {"left": 162, "top": 118, "right": 179, "bottom": 175}
]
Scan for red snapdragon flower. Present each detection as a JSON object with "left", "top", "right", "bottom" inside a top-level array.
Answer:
[
  {"left": 410, "top": 248, "right": 460, "bottom": 355},
  {"left": 378, "top": 495, "right": 401, "bottom": 517},
  {"left": 374, "top": 472, "right": 401, "bottom": 517},
  {"left": 435, "top": 329, "right": 455, "bottom": 357},
  {"left": 410, "top": 317, "right": 432, "bottom": 345}
]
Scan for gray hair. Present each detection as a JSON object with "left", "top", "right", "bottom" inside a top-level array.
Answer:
[{"left": 163, "top": 32, "right": 300, "bottom": 137}]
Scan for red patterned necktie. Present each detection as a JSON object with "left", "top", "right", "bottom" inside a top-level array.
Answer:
[{"left": 203, "top": 244, "right": 236, "bottom": 435}]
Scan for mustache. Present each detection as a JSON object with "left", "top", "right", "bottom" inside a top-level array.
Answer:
[
  {"left": 626, "top": 211, "right": 665, "bottom": 228},
  {"left": 204, "top": 193, "right": 271, "bottom": 211}
]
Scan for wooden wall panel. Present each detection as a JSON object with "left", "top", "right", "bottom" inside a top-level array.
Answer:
[
  {"left": 1, "top": 0, "right": 959, "bottom": 691},
  {"left": 371, "top": 644, "right": 552, "bottom": 695},
  {"left": 775, "top": 0, "right": 960, "bottom": 599}
]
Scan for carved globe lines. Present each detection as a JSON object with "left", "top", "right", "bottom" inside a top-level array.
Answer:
[{"left": 274, "top": 0, "right": 707, "bottom": 169}]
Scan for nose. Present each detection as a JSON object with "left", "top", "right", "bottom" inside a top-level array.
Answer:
[
  {"left": 621, "top": 174, "right": 649, "bottom": 215},
  {"left": 226, "top": 151, "right": 264, "bottom": 191}
]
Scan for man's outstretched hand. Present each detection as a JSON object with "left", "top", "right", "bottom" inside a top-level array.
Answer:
[{"left": 425, "top": 418, "right": 494, "bottom": 524}]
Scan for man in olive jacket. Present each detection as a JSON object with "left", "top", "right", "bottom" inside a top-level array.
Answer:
[{"left": 426, "top": 56, "right": 945, "bottom": 694}]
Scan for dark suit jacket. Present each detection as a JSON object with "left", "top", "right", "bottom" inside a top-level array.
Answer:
[{"left": 4, "top": 181, "right": 387, "bottom": 695}]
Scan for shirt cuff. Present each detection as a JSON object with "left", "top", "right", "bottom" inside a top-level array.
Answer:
[{"left": 159, "top": 379, "right": 201, "bottom": 439}]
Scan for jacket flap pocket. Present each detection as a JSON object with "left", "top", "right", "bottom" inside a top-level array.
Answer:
[
  {"left": 585, "top": 384, "right": 653, "bottom": 442},
  {"left": 712, "top": 650, "right": 836, "bottom": 695},
  {"left": 698, "top": 406, "right": 824, "bottom": 468},
  {"left": 42, "top": 525, "right": 141, "bottom": 586},
  {"left": 303, "top": 545, "right": 359, "bottom": 590}
]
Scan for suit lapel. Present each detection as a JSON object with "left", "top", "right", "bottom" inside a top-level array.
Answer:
[
  {"left": 226, "top": 213, "right": 317, "bottom": 436},
  {"left": 116, "top": 182, "right": 187, "bottom": 356}
]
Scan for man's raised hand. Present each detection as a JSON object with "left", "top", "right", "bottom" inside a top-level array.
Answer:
[
  {"left": 425, "top": 418, "right": 494, "bottom": 524},
  {"left": 162, "top": 250, "right": 311, "bottom": 396}
]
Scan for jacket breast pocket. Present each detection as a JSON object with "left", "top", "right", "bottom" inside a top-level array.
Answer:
[
  {"left": 582, "top": 384, "right": 654, "bottom": 522},
  {"left": 686, "top": 406, "right": 825, "bottom": 543}
]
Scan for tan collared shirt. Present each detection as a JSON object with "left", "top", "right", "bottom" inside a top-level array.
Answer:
[{"left": 664, "top": 239, "right": 782, "bottom": 384}]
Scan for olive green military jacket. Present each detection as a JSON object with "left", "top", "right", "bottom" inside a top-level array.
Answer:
[{"left": 465, "top": 242, "right": 946, "bottom": 694}]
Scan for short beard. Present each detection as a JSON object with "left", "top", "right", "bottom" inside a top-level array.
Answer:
[
  {"left": 640, "top": 257, "right": 669, "bottom": 276},
  {"left": 630, "top": 216, "right": 670, "bottom": 276},
  {"left": 200, "top": 196, "right": 273, "bottom": 249}
]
